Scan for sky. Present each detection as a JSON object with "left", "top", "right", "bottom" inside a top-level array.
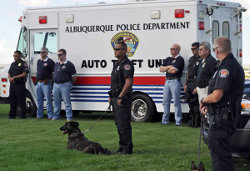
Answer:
[{"left": 0, "top": 0, "right": 249, "bottom": 65}]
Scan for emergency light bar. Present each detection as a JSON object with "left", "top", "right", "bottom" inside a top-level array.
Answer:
[{"left": 39, "top": 16, "right": 47, "bottom": 24}]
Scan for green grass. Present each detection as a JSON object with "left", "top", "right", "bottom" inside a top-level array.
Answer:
[{"left": 0, "top": 104, "right": 249, "bottom": 171}]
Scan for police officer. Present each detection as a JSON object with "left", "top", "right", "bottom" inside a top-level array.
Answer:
[
  {"left": 200, "top": 37, "right": 244, "bottom": 171},
  {"left": 8, "top": 50, "right": 29, "bottom": 119},
  {"left": 36, "top": 47, "right": 55, "bottom": 119},
  {"left": 109, "top": 41, "right": 134, "bottom": 154},
  {"left": 196, "top": 42, "right": 217, "bottom": 102},
  {"left": 184, "top": 42, "right": 201, "bottom": 127}
]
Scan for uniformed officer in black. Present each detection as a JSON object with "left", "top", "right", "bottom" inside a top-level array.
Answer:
[
  {"left": 8, "top": 50, "right": 29, "bottom": 119},
  {"left": 109, "top": 41, "right": 134, "bottom": 154},
  {"left": 184, "top": 42, "right": 201, "bottom": 127},
  {"left": 200, "top": 37, "right": 244, "bottom": 171}
]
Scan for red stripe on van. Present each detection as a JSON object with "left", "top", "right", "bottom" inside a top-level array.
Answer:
[
  {"left": 75, "top": 76, "right": 165, "bottom": 85},
  {"left": 31, "top": 76, "right": 166, "bottom": 85}
]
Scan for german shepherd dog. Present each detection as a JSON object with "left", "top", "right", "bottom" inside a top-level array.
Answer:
[{"left": 60, "top": 121, "right": 112, "bottom": 155}]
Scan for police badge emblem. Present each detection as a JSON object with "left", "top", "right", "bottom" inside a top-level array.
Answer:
[
  {"left": 219, "top": 69, "right": 229, "bottom": 78},
  {"left": 111, "top": 31, "right": 139, "bottom": 57}
]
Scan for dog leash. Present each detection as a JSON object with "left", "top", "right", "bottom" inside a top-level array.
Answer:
[
  {"left": 83, "top": 106, "right": 111, "bottom": 133},
  {"left": 197, "top": 116, "right": 203, "bottom": 167}
]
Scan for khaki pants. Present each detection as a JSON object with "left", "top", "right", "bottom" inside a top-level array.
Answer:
[{"left": 197, "top": 87, "right": 208, "bottom": 104}]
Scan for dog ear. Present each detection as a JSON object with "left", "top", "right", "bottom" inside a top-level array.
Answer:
[{"left": 71, "top": 121, "right": 79, "bottom": 127}]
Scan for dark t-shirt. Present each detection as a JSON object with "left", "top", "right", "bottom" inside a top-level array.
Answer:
[
  {"left": 53, "top": 60, "right": 76, "bottom": 83},
  {"left": 162, "top": 55, "right": 184, "bottom": 78},
  {"left": 36, "top": 58, "right": 55, "bottom": 81}
]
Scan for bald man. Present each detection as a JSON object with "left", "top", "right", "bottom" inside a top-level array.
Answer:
[{"left": 160, "top": 44, "right": 184, "bottom": 126}]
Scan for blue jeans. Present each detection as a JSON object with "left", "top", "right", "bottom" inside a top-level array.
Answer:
[
  {"left": 36, "top": 81, "right": 53, "bottom": 119},
  {"left": 53, "top": 82, "right": 73, "bottom": 120},
  {"left": 162, "top": 79, "right": 182, "bottom": 125}
]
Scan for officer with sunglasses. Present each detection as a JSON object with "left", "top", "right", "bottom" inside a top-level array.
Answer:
[
  {"left": 35, "top": 47, "right": 55, "bottom": 119},
  {"left": 109, "top": 41, "right": 134, "bottom": 154},
  {"left": 52, "top": 49, "right": 77, "bottom": 121},
  {"left": 184, "top": 42, "right": 201, "bottom": 127}
]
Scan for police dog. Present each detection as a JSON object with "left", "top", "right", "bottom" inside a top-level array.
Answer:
[{"left": 60, "top": 121, "right": 112, "bottom": 155}]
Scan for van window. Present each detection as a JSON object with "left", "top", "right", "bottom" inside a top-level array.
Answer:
[
  {"left": 17, "top": 27, "right": 28, "bottom": 58},
  {"left": 34, "top": 32, "right": 57, "bottom": 54},
  {"left": 212, "top": 21, "right": 219, "bottom": 43},
  {"left": 222, "top": 22, "right": 230, "bottom": 38}
]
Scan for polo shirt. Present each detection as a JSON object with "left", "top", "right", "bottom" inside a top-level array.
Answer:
[
  {"left": 53, "top": 60, "right": 76, "bottom": 83},
  {"left": 162, "top": 55, "right": 184, "bottom": 78},
  {"left": 36, "top": 57, "right": 55, "bottom": 81}
]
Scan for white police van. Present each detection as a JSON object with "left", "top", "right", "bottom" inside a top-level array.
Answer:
[{"left": 0, "top": 0, "right": 246, "bottom": 122}]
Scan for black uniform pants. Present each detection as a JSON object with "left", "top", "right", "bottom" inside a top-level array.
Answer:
[
  {"left": 186, "top": 82, "right": 200, "bottom": 127},
  {"left": 112, "top": 97, "right": 133, "bottom": 153},
  {"left": 208, "top": 115, "right": 235, "bottom": 171},
  {"left": 9, "top": 83, "right": 26, "bottom": 118}
]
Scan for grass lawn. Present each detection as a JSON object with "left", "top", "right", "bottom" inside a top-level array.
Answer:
[{"left": 0, "top": 104, "right": 249, "bottom": 171}]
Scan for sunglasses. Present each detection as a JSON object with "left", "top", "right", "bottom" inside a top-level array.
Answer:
[
  {"left": 57, "top": 54, "right": 63, "bottom": 56},
  {"left": 114, "top": 48, "right": 124, "bottom": 51}
]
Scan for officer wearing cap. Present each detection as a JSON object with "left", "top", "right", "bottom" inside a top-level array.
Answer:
[
  {"left": 8, "top": 50, "right": 29, "bottom": 119},
  {"left": 109, "top": 41, "right": 134, "bottom": 154},
  {"left": 200, "top": 37, "right": 244, "bottom": 171},
  {"left": 36, "top": 47, "right": 55, "bottom": 119},
  {"left": 184, "top": 42, "right": 201, "bottom": 127},
  {"left": 52, "top": 49, "right": 77, "bottom": 121},
  {"left": 160, "top": 43, "right": 184, "bottom": 126}
]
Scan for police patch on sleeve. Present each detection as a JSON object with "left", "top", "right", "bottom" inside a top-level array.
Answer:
[
  {"left": 124, "top": 64, "right": 132, "bottom": 71},
  {"left": 219, "top": 69, "right": 229, "bottom": 78}
]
